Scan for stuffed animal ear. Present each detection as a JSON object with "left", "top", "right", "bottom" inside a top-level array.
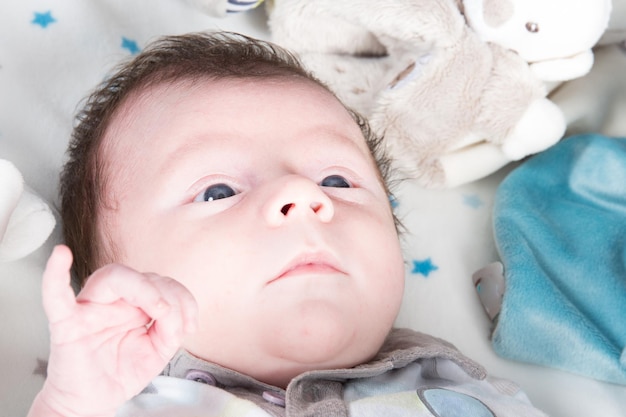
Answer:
[
  {"left": 478, "top": 0, "right": 514, "bottom": 28},
  {"left": 0, "top": 160, "right": 56, "bottom": 263}
]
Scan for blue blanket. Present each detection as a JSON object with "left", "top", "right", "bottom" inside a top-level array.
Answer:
[{"left": 493, "top": 133, "right": 626, "bottom": 384}]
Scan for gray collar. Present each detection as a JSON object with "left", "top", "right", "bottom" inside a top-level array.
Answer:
[{"left": 162, "top": 327, "right": 486, "bottom": 392}]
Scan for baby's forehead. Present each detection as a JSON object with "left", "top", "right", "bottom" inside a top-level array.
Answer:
[
  {"left": 104, "top": 76, "right": 371, "bottom": 152},
  {"left": 100, "top": 76, "right": 377, "bottom": 175},
  {"left": 107, "top": 76, "right": 329, "bottom": 133}
]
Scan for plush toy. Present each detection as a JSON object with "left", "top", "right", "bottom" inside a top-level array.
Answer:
[
  {"left": 183, "top": 0, "right": 265, "bottom": 17},
  {"left": 0, "top": 159, "right": 56, "bottom": 263},
  {"left": 0, "top": 159, "right": 56, "bottom": 416},
  {"left": 267, "top": 0, "right": 611, "bottom": 187},
  {"left": 586, "top": 0, "right": 626, "bottom": 46},
  {"left": 481, "top": 133, "right": 626, "bottom": 385}
]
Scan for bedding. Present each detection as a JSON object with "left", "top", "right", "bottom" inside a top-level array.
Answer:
[{"left": 1, "top": 1, "right": 625, "bottom": 416}]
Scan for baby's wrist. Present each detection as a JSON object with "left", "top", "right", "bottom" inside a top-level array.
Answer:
[
  {"left": 28, "top": 386, "right": 117, "bottom": 417},
  {"left": 28, "top": 391, "right": 74, "bottom": 417}
]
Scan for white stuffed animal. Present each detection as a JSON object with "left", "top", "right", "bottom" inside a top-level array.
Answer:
[
  {"left": 268, "top": 0, "right": 611, "bottom": 187},
  {"left": 0, "top": 159, "right": 56, "bottom": 416},
  {"left": 0, "top": 159, "right": 56, "bottom": 262}
]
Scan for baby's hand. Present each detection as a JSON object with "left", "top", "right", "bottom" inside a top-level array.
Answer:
[{"left": 29, "top": 245, "right": 198, "bottom": 417}]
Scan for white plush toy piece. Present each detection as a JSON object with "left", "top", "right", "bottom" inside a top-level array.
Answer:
[
  {"left": 0, "top": 159, "right": 56, "bottom": 263},
  {"left": 268, "top": 0, "right": 611, "bottom": 187},
  {"left": 0, "top": 159, "right": 56, "bottom": 416}
]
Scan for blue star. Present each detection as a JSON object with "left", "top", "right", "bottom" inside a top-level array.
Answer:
[
  {"left": 32, "top": 11, "right": 56, "bottom": 28},
  {"left": 463, "top": 193, "right": 484, "bottom": 209},
  {"left": 411, "top": 258, "right": 439, "bottom": 277},
  {"left": 121, "top": 37, "right": 140, "bottom": 55}
]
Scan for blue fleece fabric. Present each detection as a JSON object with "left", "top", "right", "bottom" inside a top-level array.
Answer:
[{"left": 492, "top": 133, "right": 626, "bottom": 385}]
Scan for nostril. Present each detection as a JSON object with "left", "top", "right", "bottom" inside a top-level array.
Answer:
[
  {"left": 310, "top": 202, "right": 322, "bottom": 213},
  {"left": 281, "top": 202, "right": 324, "bottom": 216},
  {"left": 281, "top": 203, "right": 294, "bottom": 215}
]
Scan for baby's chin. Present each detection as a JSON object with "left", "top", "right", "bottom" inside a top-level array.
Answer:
[
  {"left": 250, "top": 337, "right": 382, "bottom": 388},
  {"left": 247, "top": 305, "right": 389, "bottom": 386},
  {"left": 183, "top": 298, "right": 396, "bottom": 387}
]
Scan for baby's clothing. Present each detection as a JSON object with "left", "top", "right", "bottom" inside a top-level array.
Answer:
[{"left": 118, "top": 328, "right": 547, "bottom": 416}]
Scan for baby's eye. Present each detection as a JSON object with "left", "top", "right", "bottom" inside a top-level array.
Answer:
[
  {"left": 320, "top": 175, "right": 351, "bottom": 188},
  {"left": 194, "top": 183, "right": 237, "bottom": 202}
]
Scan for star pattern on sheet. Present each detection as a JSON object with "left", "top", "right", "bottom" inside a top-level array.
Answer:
[
  {"left": 462, "top": 193, "right": 484, "bottom": 209},
  {"left": 122, "top": 37, "right": 140, "bottom": 54},
  {"left": 411, "top": 258, "right": 439, "bottom": 277},
  {"left": 33, "top": 358, "right": 48, "bottom": 378},
  {"left": 32, "top": 11, "right": 56, "bottom": 28}
]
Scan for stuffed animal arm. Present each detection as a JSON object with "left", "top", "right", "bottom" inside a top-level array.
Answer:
[
  {"left": 270, "top": 0, "right": 465, "bottom": 54},
  {"left": 0, "top": 159, "right": 56, "bottom": 263},
  {"left": 529, "top": 50, "right": 595, "bottom": 82}
]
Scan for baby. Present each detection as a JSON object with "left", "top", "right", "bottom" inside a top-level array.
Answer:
[{"left": 28, "top": 32, "right": 546, "bottom": 417}]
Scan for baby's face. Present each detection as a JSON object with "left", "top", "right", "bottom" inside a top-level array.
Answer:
[{"left": 99, "top": 78, "right": 405, "bottom": 387}]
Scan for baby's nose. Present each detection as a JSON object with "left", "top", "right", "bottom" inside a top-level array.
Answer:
[{"left": 262, "top": 175, "right": 334, "bottom": 227}]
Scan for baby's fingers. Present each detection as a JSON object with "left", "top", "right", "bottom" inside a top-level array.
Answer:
[
  {"left": 77, "top": 265, "right": 172, "bottom": 320},
  {"left": 42, "top": 245, "right": 77, "bottom": 324},
  {"left": 78, "top": 266, "right": 197, "bottom": 338},
  {"left": 144, "top": 275, "right": 198, "bottom": 356},
  {"left": 154, "top": 275, "right": 198, "bottom": 335}
]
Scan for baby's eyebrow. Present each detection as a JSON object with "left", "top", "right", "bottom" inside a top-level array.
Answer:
[
  {"left": 159, "top": 122, "right": 375, "bottom": 180},
  {"left": 159, "top": 135, "right": 231, "bottom": 176},
  {"left": 295, "top": 124, "right": 373, "bottom": 156}
]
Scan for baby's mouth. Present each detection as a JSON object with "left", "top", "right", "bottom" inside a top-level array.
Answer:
[{"left": 269, "top": 252, "right": 344, "bottom": 284}]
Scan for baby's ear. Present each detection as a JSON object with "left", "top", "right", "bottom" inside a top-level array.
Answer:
[
  {"left": 183, "top": 0, "right": 265, "bottom": 18},
  {"left": 0, "top": 159, "right": 56, "bottom": 263}
]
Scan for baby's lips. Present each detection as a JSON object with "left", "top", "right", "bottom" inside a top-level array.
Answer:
[{"left": 269, "top": 250, "right": 345, "bottom": 284}]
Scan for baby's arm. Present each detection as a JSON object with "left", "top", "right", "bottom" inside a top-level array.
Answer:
[{"left": 27, "top": 245, "right": 198, "bottom": 417}]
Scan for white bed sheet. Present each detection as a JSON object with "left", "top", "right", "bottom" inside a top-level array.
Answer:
[{"left": 1, "top": 1, "right": 625, "bottom": 416}]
